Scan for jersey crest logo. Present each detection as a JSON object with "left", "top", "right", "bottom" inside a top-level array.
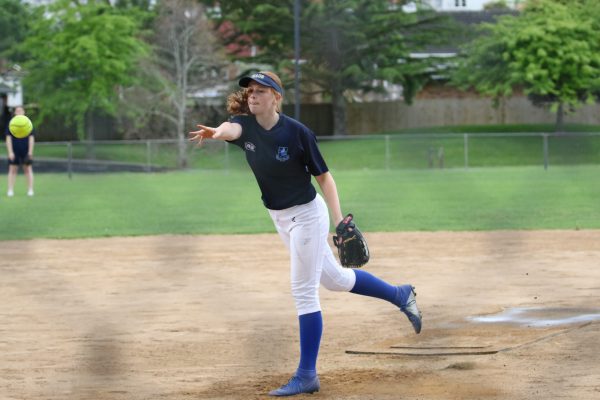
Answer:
[
  {"left": 276, "top": 146, "right": 290, "bottom": 162},
  {"left": 244, "top": 141, "right": 256, "bottom": 152}
]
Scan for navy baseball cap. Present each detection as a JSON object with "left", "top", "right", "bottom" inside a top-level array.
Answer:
[{"left": 239, "top": 72, "right": 283, "bottom": 94}]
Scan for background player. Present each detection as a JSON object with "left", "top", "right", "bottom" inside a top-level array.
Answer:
[
  {"left": 5, "top": 106, "right": 35, "bottom": 197},
  {"left": 189, "top": 71, "right": 422, "bottom": 397}
]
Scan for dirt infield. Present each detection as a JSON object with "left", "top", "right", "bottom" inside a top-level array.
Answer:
[{"left": 1, "top": 230, "right": 599, "bottom": 400}]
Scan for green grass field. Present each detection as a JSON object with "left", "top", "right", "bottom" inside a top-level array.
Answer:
[{"left": 1, "top": 166, "right": 598, "bottom": 241}]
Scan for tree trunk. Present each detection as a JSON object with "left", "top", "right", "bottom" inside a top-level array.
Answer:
[
  {"left": 177, "top": 134, "right": 187, "bottom": 169},
  {"left": 177, "top": 124, "right": 188, "bottom": 168},
  {"left": 499, "top": 97, "right": 506, "bottom": 124},
  {"left": 85, "top": 110, "right": 96, "bottom": 160},
  {"left": 555, "top": 102, "right": 565, "bottom": 133},
  {"left": 176, "top": 103, "right": 188, "bottom": 169},
  {"left": 331, "top": 80, "right": 347, "bottom": 135}
]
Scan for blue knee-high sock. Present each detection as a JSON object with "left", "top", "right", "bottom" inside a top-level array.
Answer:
[
  {"left": 297, "top": 311, "right": 322, "bottom": 375},
  {"left": 350, "top": 269, "right": 397, "bottom": 303}
]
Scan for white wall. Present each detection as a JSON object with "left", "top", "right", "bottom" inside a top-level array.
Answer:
[
  {"left": 424, "top": 0, "right": 519, "bottom": 11},
  {"left": 0, "top": 76, "right": 23, "bottom": 107}
]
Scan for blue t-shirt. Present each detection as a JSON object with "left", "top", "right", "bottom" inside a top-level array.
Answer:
[{"left": 228, "top": 114, "right": 329, "bottom": 210}]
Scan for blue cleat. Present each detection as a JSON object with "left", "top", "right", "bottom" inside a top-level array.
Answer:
[
  {"left": 268, "top": 374, "right": 320, "bottom": 397},
  {"left": 393, "top": 285, "right": 422, "bottom": 334}
]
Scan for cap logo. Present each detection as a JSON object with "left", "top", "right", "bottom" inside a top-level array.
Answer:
[{"left": 239, "top": 72, "right": 283, "bottom": 94}]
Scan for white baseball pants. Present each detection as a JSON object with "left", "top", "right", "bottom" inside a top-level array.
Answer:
[{"left": 268, "top": 194, "right": 356, "bottom": 316}]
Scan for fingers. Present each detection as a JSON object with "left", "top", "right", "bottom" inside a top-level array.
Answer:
[
  {"left": 195, "top": 124, "right": 212, "bottom": 131},
  {"left": 195, "top": 124, "right": 215, "bottom": 136},
  {"left": 188, "top": 133, "right": 204, "bottom": 148},
  {"left": 189, "top": 124, "right": 211, "bottom": 147},
  {"left": 189, "top": 126, "right": 209, "bottom": 137},
  {"left": 189, "top": 124, "right": 216, "bottom": 137},
  {"left": 188, "top": 131, "right": 202, "bottom": 141}
]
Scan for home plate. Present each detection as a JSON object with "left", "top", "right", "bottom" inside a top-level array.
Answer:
[{"left": 346, "top": 307, "right": 597, "bottom": 357}]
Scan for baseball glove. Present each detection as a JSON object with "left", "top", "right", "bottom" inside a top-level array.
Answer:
[{"left": 333, "top": 213, "right": 370, "bottom": 268}]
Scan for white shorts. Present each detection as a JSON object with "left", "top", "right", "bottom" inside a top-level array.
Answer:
[{"left": 268, "top": 194, "right": 356, "bottom": 315}]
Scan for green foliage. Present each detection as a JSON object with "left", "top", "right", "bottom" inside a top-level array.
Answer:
[
  {"left": 452, "top": 0, "right": 600, "bottom": 126},
  {"left": 299, "top": 1, "right": 431, "bottom": 96},
  {"left": 484, "top": 0, "right": 510, "bottom": 10},
  {"left": 221, "top": 0, "right": 450, "bottom": 94},
  {"left": 203, "top": 0, "right": 453, "bottom": 134},
  {"left": 19, "top": 0, "right": 149, "bottom": 139},
  {"left": 0, "top": 0, "right": 33, "bottom": 61}
]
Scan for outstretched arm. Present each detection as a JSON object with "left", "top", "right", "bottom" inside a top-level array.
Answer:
[
  {"left": 315, "top": 171, "right": 343, "bottom": 226},
  {"left": 189, "top": 122, "right": 242, "bottom": 146}
]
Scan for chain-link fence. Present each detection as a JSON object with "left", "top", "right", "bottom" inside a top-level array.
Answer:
[{"left": 28, "top": 132, "right": 600, "bottom": 175}]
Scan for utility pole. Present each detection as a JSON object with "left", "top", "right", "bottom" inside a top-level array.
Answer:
[{"left": 294, "top": 0, "right": 301, "bottom": 120}]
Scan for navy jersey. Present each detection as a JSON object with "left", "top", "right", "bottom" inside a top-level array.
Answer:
[
  {"left": 5, "top": 128, "right": 34, "bottom": 157},
  {"left": 228, "top": 114, "right": 329, "bottom": 210}
]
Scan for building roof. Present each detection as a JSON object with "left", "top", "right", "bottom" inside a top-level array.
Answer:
[
  {"left": 447, "top": 9, "right": 519, "bottom": 25},
  {"left": 420, "top": 9, "right": 519, "bottom": 54}
]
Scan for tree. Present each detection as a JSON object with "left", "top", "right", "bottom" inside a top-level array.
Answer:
[
  {"left": 452, "top": 0, "right": 600, "bottom": 132},
  {"left": 19, "top": 0, "right": 149, "bottom": 140},
  {"left": 0, "top": 0, "right": 31, "bottom": 63},
  {"left": 133, "top": 0, "right": 225, "bottom": 168},
  {"left": 203, "top": 0, "right": 451, "bottom": 135}
]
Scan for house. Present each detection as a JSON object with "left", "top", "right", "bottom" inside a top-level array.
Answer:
[
  {"left": 423, "top": 0, "right": 522, "bottom": 11},
  {"left": 408, "top": 7, "right": 519, "bottom": 98},
  {"left": 0, "top": 72, "right": 24, "bottom": 108}
]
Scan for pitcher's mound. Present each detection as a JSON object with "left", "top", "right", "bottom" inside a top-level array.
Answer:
[{"left": 347, "top": 307, "right": 598, "bottom": 356}]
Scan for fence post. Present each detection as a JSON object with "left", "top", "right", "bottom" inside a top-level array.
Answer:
[
  {"left": 464, "top": 133, "right": 469, "bottom": 169},
  {"left": 543, "top": 134, "right": 549, "bottom": 170},
  {"left": 67, "top": 142, "right": 73, "bottom": 180},
  {"left": 385, "top": 135, "right": 390, "bottom": 170},
  {"left": 224, "top": 141, "right": 230, "bottom": 172},
  {"left": 146, "top": 140, "right": 151, "bottom": 172}
]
